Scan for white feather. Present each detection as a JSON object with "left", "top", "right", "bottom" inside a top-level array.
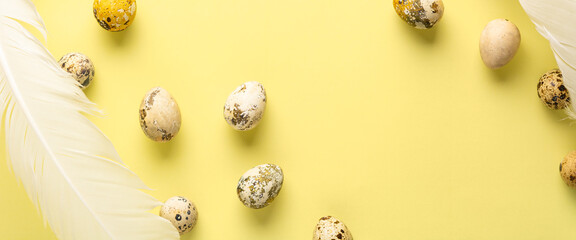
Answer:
[
  {"left": 0, "top": 0, "right": 179, "bottom": 239},
  {"left": 519, "top": 0, "right": 576, "bottom": 118}
]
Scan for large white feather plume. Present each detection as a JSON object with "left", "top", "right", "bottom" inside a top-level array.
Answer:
[
  {"left": 0, "top": 0, "right": 178, "bottom": 239},
  {"left": 519, "top": 0, "right": 576, "bottom": 118}
]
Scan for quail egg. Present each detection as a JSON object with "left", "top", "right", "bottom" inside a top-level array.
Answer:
[
  {"left": 313, "top": 216, "right": 353, "bottom": 240},
  {"left": 139, "top": 87, "right": 181, "bottom": 142},
  {"left": 560, "top": 151, "right": 576, "bottom": 188},
  {"left": 393, "top": 0, "right": 444, "bottom": 29},
  {"left": 93, "top": 0, "right": 137, "bottom": 32},
  {"left": 479, "top": 19, "right": 521, "bottom": 69},
  {"left": 537, "top": 69, "right": 570, "bottom": 110},
  {"left": 58, "top": 52, "right": 95, "bottom": 89},
  {"left": 160, "top": 196, "right": 198, "bottom": 235},
  {"left": 223, "top": 81, "right": 267, "bottom": 131},
  {"left": 237, "top": 164, "right": 283, "bottom": 209}
]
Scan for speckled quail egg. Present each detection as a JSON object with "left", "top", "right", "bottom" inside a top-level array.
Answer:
[
  {"left": 313, "top": 216, "right": 353, "bottom": 240},
  {"left": 479, "top": 19, "right": 521, "bottom": 69},
  {"left": 58, "top": 53, "right": 95, "bottom": 89},
  {"left": 393, "top": 0, "right": 444, "bottom": 29},
  {"left": 160, "top": 196, "right": 198, "bottom": 235},
  {"left": 560, "top": 151, "right": 576, "bottom": 188},
  {"left": 537, "top": 69, "right": 570, "bottom": 110},
  {"left": 237, "top": 164, "right": 283, "bottom": 209},
  {"left": 139, "top": 87, "right": 181, "bottom": 142},
  {"left": 223, "top": 81, "right": 267, "bottom": 131},
  {"left": 93, "top": 0, "right": 136, "bottom": 32}
]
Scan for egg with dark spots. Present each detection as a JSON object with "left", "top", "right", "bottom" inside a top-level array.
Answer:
[
  {"left": 237, "top": 164, "right": 283, "bottom": 209},
  {"left": 139, "top": 87, "right": 181, "bottom": 142},
  {"left": 393, "top": 0, "right": 444, "bottom": 29},
  {"left": 537, "top": 69, "right": 570, "bottom": 110},
  {"left": 223, "top": 81, "right": 267, "bottom": 131},
  {"left": 560, "top": 151, "right": 576, "bottom": 188},
  {"left": 313, "top": 216, "right": 353, "bottom": 240},
  {"left": 93, "top": 0, "right": 136, "bottom": 32},
  {"left": 160, "top": 196, "right": 198, "bottom": 235},
  {"left": 58, "top": 52, "right": 95, "bottom": 89}
]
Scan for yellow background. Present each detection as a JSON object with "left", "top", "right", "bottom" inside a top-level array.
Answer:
[{"left": 1, "top": 0, "right": 576, "bottom": 239}]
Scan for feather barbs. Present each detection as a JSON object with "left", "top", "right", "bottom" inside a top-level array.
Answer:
[
  {"left": 520, "top": 0, "right": 576, "bottom": 119},
  {"left": 0, "top": 0, "right": 179, "bottom": 239}
]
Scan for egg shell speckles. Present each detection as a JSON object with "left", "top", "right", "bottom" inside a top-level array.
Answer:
[
  {"left": 537, "top": 69, "right": 570, "bottom": 110},
  {"left": 58, "top": 53, "right": 95, "bottom": 89},
  {"left": 237, "top": 164, "right": 283, "bottom": 209},
  {"left": 139, "top": 87, "right": 181, "bottom": 142},
  {"left": 393, "top": 0, "right": 444, "bottom": 29},
  {"left": 313, "top": 216, "right": 353, "bottom": 240},
  {"left": 93, "top": 0, "right": 136, "bottom": 32},
  {"left": 479, "top": 19, "right": 521, "bottom": 69},
  {"left": 223, "top": 81, "right": 267, "bottom": 131},
  {"left": 160, "top": 196, "right": 198, "bottom": 235}
]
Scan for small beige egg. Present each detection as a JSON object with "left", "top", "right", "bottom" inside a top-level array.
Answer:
[
  {"left": 479, "top": 19, "right": 521, "bottom": 69},
  {"left": 393, "top": 0, "right": 444, "bottom": 29},
  {"left": 223, "top": 81, "right": 267, "bottom": 131},
  {"left": 139, "top": 87, "right": 181, "bottom": 142},
  {"left": 58, "top": 52, "right": 95, "bottom": 89},
  {"left": 160, "top": 196, "right": 198, "bottom": 235},
  {"left": 313, "top": 216, "right": 353, "bottom": 240},
  {"left": 237, "top": 164, "right": 283, "bottom": 209},
  {"left": 537, "top": 69, "right": 570, "bottom": 110}
]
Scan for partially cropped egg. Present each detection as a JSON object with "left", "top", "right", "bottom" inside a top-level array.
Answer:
[
  {"left": 237, "top": 164, "right": 283, "bottom": 209},
  {"left": 160, "top": 196, "right": 198, "bottom": 235},
  {"left": 393, "top": 0, "right": 444, "bottom": 29},
  {"left": 58, "top": 52, "right": 95, "bottom": 89},
  {"left": 537, "top": 69, "right": 570, "bottom": 110},
  {"left": 223, "top": 81, "right": 267, "bottom": 131},
  {"left": 139, "top": 87, "right": 181, "bottom": 142},
  {"left": 313, "top": 216, "right": 353, "bottom": 240},
  {"left": 93, "top": 0, "right": 137, "bottom": 32},
  {"left": 560, "top": 151, "right": 576, "bottom": 188}
]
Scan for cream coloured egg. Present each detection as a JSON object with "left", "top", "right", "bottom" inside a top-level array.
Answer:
[
  {"left": 223, "top": 81, "right": 267, "bottom": 131},
  {"left": 139, "top": 87, "right": 181, "bottom": 142},
  {"left": 237, "top": 164, "right": 283, "bottom": 209},
  {"left": 58, "top": 52, "right": 95, "bottom": 89},
  {"left": 393, "top": 0, "right": 444, "bottom": 29},
  {"left": 313, "top": 216, "right": 353, "bottom": 240},
  {"left": 479, "top": 19, "right": 521, "bottom": 69},
  {"left": 160, "top": 196, "right": 198, "bottom": 235}
]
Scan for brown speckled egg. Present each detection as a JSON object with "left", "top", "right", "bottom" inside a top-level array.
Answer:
[
  {"left": 160, "top": 196, "right": 198, "bottom": 235},
  {"left": 313, "top": 216, "right": 353, "bottom": 240},
  {"left": 58, "top": 53, "right": 95, "bottom": 89},
  {"left": 560, "top": 151, "right": 576, "bottom": 188},
  {"left": 93, "top": 0, "right": 136, "bottom": 32},
  {"left": 537, "top": 69, "right": 570, "bottom": 110},
  {"left": 223, "top": 81, "right": 267, "bottom": 131},
  {"left": 237, "top": 164, "right": 283, "bottom": 209},
  {"left": 393, "top": 0, "right": 444, "bottom": 29},
  {"left": 139, "top": 87, "right": 181, "bottom": 142}
]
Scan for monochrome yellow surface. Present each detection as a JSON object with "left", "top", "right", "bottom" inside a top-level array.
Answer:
[{"left": 1, "top": 0, "right": 576, "bottom": 239}]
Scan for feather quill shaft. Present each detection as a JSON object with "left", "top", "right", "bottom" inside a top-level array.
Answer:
[
  {"left": 519, "top": 0, "right": 576, "bottom": 118},
  {"left": 0, "top": 0, "right": 178, "bottom": 239}
]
